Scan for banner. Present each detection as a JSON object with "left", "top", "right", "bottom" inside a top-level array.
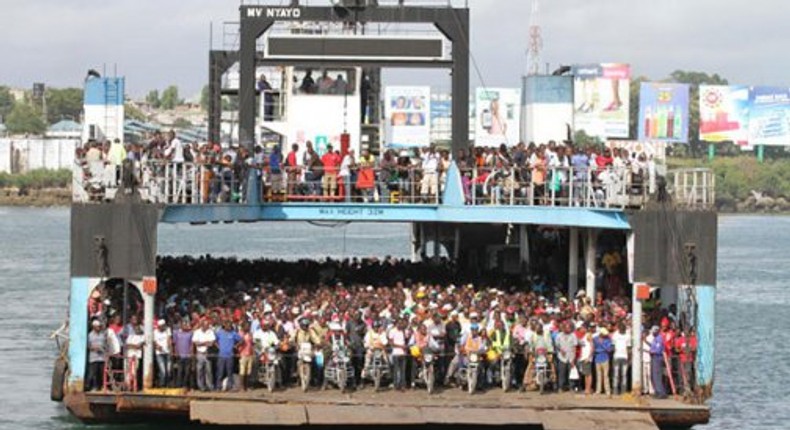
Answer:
[
  {"left": 605, "top": 140, "right": 667, "bottom": 166},
  {"left": 638, "top": 83, "right": 690, "bottom": 143},
  {"left": 748, "top": 86, "right": 790, "bottom": 147},
  {"left": 474, "top": 88, "right": 521, "bottom": 147},
  {"left": 699, "top": 85, "right": 750, "bottom": 145},
  {"left": 572, "top": 63, "right": 631, "bottom": 138},
  {"left": 384, "top": 86, "right": 431, "bottom": 148}
]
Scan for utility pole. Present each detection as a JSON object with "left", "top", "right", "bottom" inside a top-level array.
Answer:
[{"left": 526, "top": 0, "right": 542, "bottom": 76}]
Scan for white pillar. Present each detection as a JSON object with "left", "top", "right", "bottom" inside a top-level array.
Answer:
[
  {"left": 142, "top": 290, "right": 155, "bottom": 390},
  {"left": 568, "top": 228, "right": 579, "bottom": 298},
  {"left": 585, "top": 229, "right": 597, "bottom": 299},
  {"left": 628, "top": 232, "right": 642, "bottom": 395},
  {"left": 519, "top": 225, "right": 530, "bottom": 270},
  {"left": 411, "top": 223, "right": 420, "bottom": 263}
]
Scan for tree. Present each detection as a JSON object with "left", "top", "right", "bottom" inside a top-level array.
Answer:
[
  {"left": 0, "top": 86, "right": 14, "bottom": 121},
  {"left": 629, "top": 76, "right": 650, "bottom": 140},
  {"left": 173, "top": 117, "right": 192, "bottom": 129},
  {"left": 160, "top": 85, "right": 181, "bottom": 110},
  {"left": 667, "top": 70, "right": 729, "bottom": 158},
  {"left": 45, "top": 87, "right": 83, "bottom": 124},
  {"left": 200, "top": 85, "right": 210, "bottom": 112},
  {"left": 6, "top": 103, "right": 46, "bottom": 135},
  {"left": 146, "top": 90, "right": 161, "bottom": 109},
  {"left": 125, "top": 103, "right": 147, "bottom": 122}
]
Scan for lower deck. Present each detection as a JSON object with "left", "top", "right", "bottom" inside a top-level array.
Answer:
[{"left": 69, "top": 387, "right": 710, "bottom": 429}]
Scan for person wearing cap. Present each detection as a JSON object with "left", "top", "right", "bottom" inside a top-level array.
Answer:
[
  {"left": 125, "top": 324, "right": 145, "bottom": 391},
  {"left": 192, "top": 318, "right": 216, "bottom": 391},
  {"left": 593, "top": 327, "right": 614, "bottom": 396},
  {"left": 86, "top": 319, "right": 108, "bottom": 392},
  {"left": 362, "top": 320, "right": 389, "bottom": 380},
  {"left": 154, "top": 319, "right": 173, "bottom": 388}
]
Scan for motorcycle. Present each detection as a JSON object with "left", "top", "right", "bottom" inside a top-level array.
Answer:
[
  {"left": 499, "top": 348, "right": 514, "bottom": 392},
  {"left": 258, "top": 347, "right": 281, "bottom": 393},
  {"left": 323, "top": 346, "right": 354, "bottom": 392},
  {"left": 422, "top": 349, "right": 436, "bottom": 394},
  {"left": 367, "top": 349, "right": 390, "bottom": 392},
  {"left": 534, "top": 346, "right": 549, "bottom": 394},
  {"left": 297, "top": 342, "right": 313, "bottom": 392},
  {"left": 458, "top": 352, "right": 482, "bottom": 395}
]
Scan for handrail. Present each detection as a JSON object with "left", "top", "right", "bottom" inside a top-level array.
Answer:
[{"left": 73, "top": 159, "right": 667, "bottom": 210}]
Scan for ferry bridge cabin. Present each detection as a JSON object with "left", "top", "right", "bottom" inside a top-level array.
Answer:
[{"left": 60, "top": 1, "right": 718, "bottom": 428}]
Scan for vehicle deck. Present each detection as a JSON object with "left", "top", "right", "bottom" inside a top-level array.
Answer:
[{"left": 78, "top": 387, "right": 710, "bottom": 429}]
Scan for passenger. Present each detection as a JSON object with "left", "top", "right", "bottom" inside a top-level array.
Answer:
[
  {"left": 153, "top": 319, "right": 173, "bottom": 388},
  {"left": 173, "top": 319, "right": 193, "bottom": 389},
  {"left": 86, "top": 319, "right": 108, "bottom": 392},
  {"left": 555, "top": 321, "right": 578, "bottom": 392},
  {"left": 594, "top": 327, "right": 614, "bottom": 397},
  {"left": 649, "top": 325, "right": 668, "bottom": 399},
  {"left": 215, "top": 320, "right": 242, "bottom": 391},
  {"left": 611, "top": 322, "right": 631, "bottom": 395},
  {"left": 125, "top": 324, "right": 145, "bottom": 391},
  {"left": 192, "top": 318, "right": 216, "bottom": 392},
  {"left": 388, "top": 318, "right": 409, "bottom": 391},
  {"left": 238, "top": 322, "right": 255, "bottom": 392}
]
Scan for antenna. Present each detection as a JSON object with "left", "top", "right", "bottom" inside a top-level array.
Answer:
[{"left": 527, "top": 0, "right": 542, "bottom": 76}]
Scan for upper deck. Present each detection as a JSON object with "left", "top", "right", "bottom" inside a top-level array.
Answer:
[{"left": 72, "top": 158, "right": 714, "bottom": 230}]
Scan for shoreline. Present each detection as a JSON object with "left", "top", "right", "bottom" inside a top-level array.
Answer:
[{"left": 2, "top": 187, "right": 789, "bottom": 214}]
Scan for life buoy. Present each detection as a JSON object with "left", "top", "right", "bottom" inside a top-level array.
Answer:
[{"left": 51, "top": 357, "right": 68, "bottom": 402}]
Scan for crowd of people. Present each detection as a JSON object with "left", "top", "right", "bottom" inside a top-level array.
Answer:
[
  {"left": 74, "top": 129, "right": 656, "bottom": 206},
  {"left": 84, "top": 256, "right": 695, "bottom": 400}
]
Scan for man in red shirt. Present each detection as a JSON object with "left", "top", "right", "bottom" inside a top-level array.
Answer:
[
  {"left": 285, "top": 144, "right": 300, "bottom": 195},
  {"left": 238, "top": 322, "right": 255, "bottom": 391},
  {"left": 674, "top": 329, "right": 697, "bottom": 395},
  {"left": 321, "top": 144, "right": 341, "bottom": 198}
]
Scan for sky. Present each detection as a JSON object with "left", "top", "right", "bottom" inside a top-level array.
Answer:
[{"left": 1, "top": 0, "right": 788, "bottom": 100}]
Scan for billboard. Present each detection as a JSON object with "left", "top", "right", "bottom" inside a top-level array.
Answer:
[
  {"left": 572, "top": 63, "right": 631, "bottom": 138},
  {"left": 699, "top": 85, "right": 750, "bottom": 145},
  {"left": 748, "top": 86, "right": 790, "bottom": 147},
  {"left": 523, "top": 76, "right": 574, "bottom": 144},
  {"left": 474, "top": 88, "right": 521, "bottom": 147},
  {"left": 638, "top": 82, "right": 690, "bottom": 143},
  {"left": 384, "top": 86, "right": 431, "bottom": 148}
]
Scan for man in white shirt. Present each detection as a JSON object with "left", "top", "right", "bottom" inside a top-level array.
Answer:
[
  {"left": 420, "top": 147, "right": 439, "bottom": 203},
  {"left": 192, "top": 318, "right": 216, "bottom": 391},
  {"left": 125, "top": 325, "right": 145, "bottom": 390},
  {"left": 611, "top": 323, "right": 632, "bottom": 395},
  {"left": 154, "top": 319, "right": 172, "bottom": 387},
  {"left": 388, "top": 319, "right": 408, "bottom": 390},
  {"left": 253, "top": 319, "right": 280, "bottom": 353},
  {"left": 164, "top": 131, "right": 185, "bottom": 163}
]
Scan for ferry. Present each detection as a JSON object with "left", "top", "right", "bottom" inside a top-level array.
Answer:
[{"left": 53, "top": 1, "right": 718, "bottom": 428}]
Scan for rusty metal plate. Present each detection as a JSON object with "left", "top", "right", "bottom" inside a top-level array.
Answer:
[
  {"left": 422, "top": 407, "right": 542, "bottom": 425},
  {"left": 190, "top": 401, "right": 307, "bottom": 426},
  {"left": 306, "top": 405, "right": 424, "bottom": 425},
  {"left": 541, "top": 410, "right": 659, "bottom": 430}
]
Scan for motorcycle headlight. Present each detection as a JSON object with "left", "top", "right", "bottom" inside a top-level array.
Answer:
[
  {"left": 470, "top": 353, "right": 479, "bottom": 363},
  {"left": 424, "top": 354, "right": 433, "bottom": 362},
  {"left": 503, "top": 351, "right": 512, "bottom": 360}
]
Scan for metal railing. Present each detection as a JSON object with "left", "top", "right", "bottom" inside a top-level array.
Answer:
[
  {"left": 668, "top": 168, "right": 716, "bottom": 210},
  {"left": 74, "top": 159, "right": 661, "bottom": 209}
]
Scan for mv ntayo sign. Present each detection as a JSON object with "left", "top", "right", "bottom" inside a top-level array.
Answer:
[{"left": 246, "top": 7, "right": 303, "bottom": 19}]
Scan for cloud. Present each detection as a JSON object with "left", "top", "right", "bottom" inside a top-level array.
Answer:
[{"left": 1, "top": 0, "right": 788, "bottom": 97}]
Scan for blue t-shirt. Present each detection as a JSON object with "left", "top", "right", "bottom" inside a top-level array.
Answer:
[
  {"left": 216, "top": 329, "right": 242, "bottom": 358},
  {"left": 270, "top": 152, "right": 282, "bottom": 174},
  {"left": 650, "top": 333, "right": 665, "bottom": 356},
  {"left": 593, "top": 336, "right": 613, "bottom": 363}
]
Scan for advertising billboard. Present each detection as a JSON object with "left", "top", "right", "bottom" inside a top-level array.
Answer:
[
  {"left": 572, "top": 63, "right": 631, "bottom": 138},
  {"left": 638, "top": 82, "right": 690, "bottom": 143},
  {"left": 474, "top": 88, "right": 521, "bottom": 147},
  {"left": 748, "top": 86, "right": 790, "bottom": 147},
  {"left": 523, "top": 75, "right": 574, "bottom": 145},
  {"left": 699, "top": 85, "right": 750, "bottom": 145},
  {"left": 384, "top": 86, "right": 431, "bottom": 148}
]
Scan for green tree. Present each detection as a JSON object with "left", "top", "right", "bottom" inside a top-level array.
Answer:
[
  {"left": 6, "top": 103, "right": 47, "bottom": 135},
  {"left": 629, "top": 76, "right": 650, "bottom": 139},
  {"left": 45, "top": 87, "right": 83, "bottom": 124},
  {"left": 125, "top": 103, "right": 147, "bottom": 122},
  {"left": 0, "top": 86, "right": 14, "bottom": 121},
  {"left": 667, "top": 70, "right": 729, "bottom": 158},
  {"left": 145, "top": 90, "right": 161, "bottom": 109},
  {"left": 160, "top": 85, "right": 181, "bottom": 110},
  {"left": 172, "top": 117, "right": 192, "bottom": 129},
  {"left": 200, "top": 84, "right": 210, "bottom": 112}
]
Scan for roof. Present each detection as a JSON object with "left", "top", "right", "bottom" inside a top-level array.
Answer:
[{"left": 48, "top": 119, "right": 82, "bottom": 132}]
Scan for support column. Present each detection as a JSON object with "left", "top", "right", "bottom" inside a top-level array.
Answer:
[
  {"left": 410, "top": 223, "right": 420, "bottom": 263},
  {"left": 568, "top": 228, "right": 579, "bottom": 298},
  {"left": 696, "top": 285, "right": 716, "bottom": 399},
  {"left": 433, "top": 223, "right": 441, "bottom": 259},
  {"left": 585, "top": 229, "right": 597, "bottom": 299},
  {"left": 519, "top": 225, "right": 530, "bottom": 272},
  {"left": 142, "top": 290, "right": 155, "bottom": 390},
  {"left": 631, "top": 283, "right": 643, "bottom": 395}
]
